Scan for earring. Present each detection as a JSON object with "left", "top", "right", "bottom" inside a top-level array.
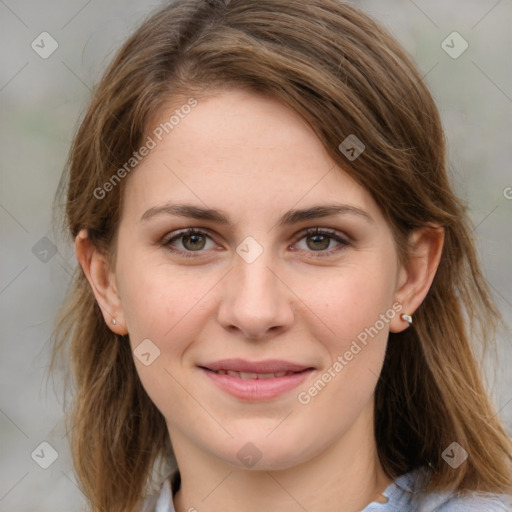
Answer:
[
  {"left": 111, "top": 318, "right": 117, "bottom": 325},
  {"left": 400, "top": 314, "right": 413, "bottom": 325}
]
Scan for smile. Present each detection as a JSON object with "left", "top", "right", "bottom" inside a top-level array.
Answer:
[
  {"left": 198, "top": 359, "right": 314, "bottom": 401},
  {"left": 209, "top": 370, "right": 298, "bottom": 379}
]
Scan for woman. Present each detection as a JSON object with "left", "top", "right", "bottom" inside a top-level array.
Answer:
[{"left": 50, "top": 1, "right": 512, "bottom": 511}]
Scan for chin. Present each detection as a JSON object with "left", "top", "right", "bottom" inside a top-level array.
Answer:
[{"left": 208, "top": 432, "right": 314, "bottom": 472}]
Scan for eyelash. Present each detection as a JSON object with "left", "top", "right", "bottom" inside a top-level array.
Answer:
[{"left": 161, "top": 227, "right": 351, "bottom": 259}]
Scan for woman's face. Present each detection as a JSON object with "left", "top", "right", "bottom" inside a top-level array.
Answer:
[{"left": 112, "top": 88, "right": 407, "bottom": 470}]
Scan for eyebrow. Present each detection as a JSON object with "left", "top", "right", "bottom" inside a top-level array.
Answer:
[{"left": 140, "top": 202, "right": 373, "bottom": 228}]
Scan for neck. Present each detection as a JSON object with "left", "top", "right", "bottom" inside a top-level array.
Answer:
[{"left": 169, "top": 407, "right": 393, "bottom": 512}]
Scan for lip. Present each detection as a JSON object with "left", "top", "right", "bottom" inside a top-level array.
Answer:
[
  {"left": 199, "top": 359, "right": 314, "bottom": 401},
  {"left": 201, "top": 358, "right": 311, "bottom": 373}
]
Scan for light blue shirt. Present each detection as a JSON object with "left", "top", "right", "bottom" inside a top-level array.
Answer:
[{"left": 142, "top": 468, "right": 512, "bottom": 511}]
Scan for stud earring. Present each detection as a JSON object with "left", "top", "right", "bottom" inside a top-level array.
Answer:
[
  {"left": 112, "top": 318, "right": 117, "bottom": 325},
  {"left": 400, "top": 314, "right": 413, "bottom": 325}
]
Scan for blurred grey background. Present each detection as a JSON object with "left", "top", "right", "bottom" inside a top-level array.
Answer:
[{"left": 1, "top": 0, "right": 511, "bottom": 510}]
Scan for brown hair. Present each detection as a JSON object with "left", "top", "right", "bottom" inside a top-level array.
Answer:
[{"left": 50, "top": 1, "right": 512, "bottom": 510}]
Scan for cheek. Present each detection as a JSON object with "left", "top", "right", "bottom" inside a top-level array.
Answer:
[
  {"left": 117, "top": 253, "right": 207, "bottom": 345},
  {"left": 115, "top": 254, "right": 212, "bottom": 417},
  {"left": 292, "top": 256, "right": 397, "bottom": 407},
  {"left": 302, "top": 260, "right": 397, "bottom": 349}
]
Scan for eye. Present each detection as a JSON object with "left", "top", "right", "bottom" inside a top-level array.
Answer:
[
  {"left": 293, "top": 227, "right": 350, "bottom": 257},
  {"left": 161, "top": 226, "right": 351, "bottom": 259},
  {"left": 162, "top": 228, "right": 217, "bottom": 257}
]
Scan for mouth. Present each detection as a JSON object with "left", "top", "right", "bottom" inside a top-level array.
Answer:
[
  {"left": 204, "top": 369, "right": 301, "bottom": 379},
  {"left": 198, "top": 359, "right": 314, "bottom": 401}
]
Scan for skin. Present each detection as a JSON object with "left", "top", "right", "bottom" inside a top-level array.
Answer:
[{"left": 76, "top": 88, "right": 444, "bottom": 512}]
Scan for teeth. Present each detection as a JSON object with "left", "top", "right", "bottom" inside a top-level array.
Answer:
[
  {"left": 240, "top": 372, "right": 258, "bottom": 379},
  {"left": 258, "top": 373, "right": 276, "bottom": 379},
  {"left": 213, "top": 370, "right": 299, "bottom": 379}
]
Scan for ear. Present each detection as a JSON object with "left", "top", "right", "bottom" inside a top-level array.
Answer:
[
  {"left": 75, "top": 229, "right": 128, "bottom": 335},
  {"left": 389, "top": 225, "right": 444, "bottom": 333}
]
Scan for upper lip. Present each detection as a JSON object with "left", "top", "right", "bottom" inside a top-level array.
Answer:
[{"left": 200, "top": 359, "right": 313, "bottom": 373}]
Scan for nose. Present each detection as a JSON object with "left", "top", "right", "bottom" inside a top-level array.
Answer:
[{"left": 217, "top": 247, "right": 295, "bottom": 341}]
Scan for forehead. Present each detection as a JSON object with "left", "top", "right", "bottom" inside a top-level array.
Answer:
[{"left": 121, "top": 88, "right": 378, "bottom": 224}]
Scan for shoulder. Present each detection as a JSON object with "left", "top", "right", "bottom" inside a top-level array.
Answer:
[
  {"left": 140, "top": 470, "right": 178, "bottom": 512},
  {"left": 430, "top": 493, "right": 512, "bottom": 511},
  {"left": 387, "top": 469, "right": 512, "bottom": 512}
]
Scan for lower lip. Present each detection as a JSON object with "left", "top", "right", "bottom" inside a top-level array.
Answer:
[{"left": 201, "top": 368, "right": 313, "bottom": 401}]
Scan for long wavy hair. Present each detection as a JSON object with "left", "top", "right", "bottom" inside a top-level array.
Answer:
[{"left": 49, "top": 1, "right": 512, "bottom": 511}]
